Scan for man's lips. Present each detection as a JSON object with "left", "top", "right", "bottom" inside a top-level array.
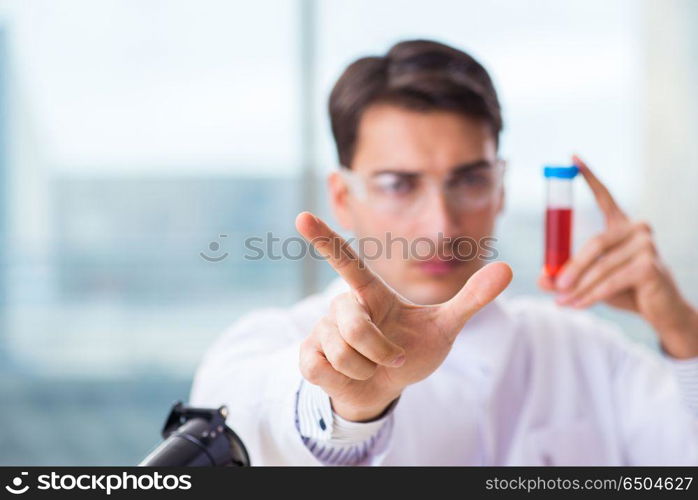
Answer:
[{"left": 415, "top": 258, "right": 463, "bottom": 276}]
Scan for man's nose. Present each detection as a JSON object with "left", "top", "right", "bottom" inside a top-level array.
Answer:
[{"left": 418, "top": 187, "right": 461, "bottom": 238}]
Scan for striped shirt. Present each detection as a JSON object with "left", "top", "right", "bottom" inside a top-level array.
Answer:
[
  {"left": 295, "top": 380, "right": 395, "bottom": 465},
  {"left": 669, "top": 355, "right": 698, "bottom": 414}
]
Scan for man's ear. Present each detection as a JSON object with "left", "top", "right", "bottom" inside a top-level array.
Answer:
[
  {"left": 328, "top": 170, "right": 354, "bottom": 231},
  {"left": 496, "top": 183, "right": 506, "bottom": 215}
]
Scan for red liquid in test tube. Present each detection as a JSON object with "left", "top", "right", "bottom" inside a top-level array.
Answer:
[
  {"left": 543, "top": 166, "right": 578, "bottom": 279},
  {"left": 545, "top": 207, "right": 572, "bottom": 277}
]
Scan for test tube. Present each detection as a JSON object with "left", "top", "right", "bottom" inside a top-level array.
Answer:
[{"left": 543, "top": 165, "right": 578, "bottom": 279}]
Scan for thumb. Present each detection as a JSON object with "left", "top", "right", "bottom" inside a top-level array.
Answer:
[{"left": 438, "top": 261, "right": 513, "bottom": 335}]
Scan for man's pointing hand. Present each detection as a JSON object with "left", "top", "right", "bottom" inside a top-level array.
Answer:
[{"left": 296, "top": 211, "right": 513, "bottom": 421}]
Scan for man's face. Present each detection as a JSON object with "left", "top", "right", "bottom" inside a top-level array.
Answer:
[{"left": 329, "top": 104, "right": 503, "bottom": 305}]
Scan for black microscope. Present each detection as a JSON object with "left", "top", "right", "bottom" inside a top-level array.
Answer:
[{"left": 139, "top": 402, "right": 250, "bottom": 467}]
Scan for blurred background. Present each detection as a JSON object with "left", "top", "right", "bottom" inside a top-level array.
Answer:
[{"left": 0, "top": 0, "right": 696, "bottom": 464}]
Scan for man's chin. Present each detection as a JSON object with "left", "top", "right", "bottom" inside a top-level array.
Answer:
[
  {"left": 399, "top": 279, "right": 467, "bottom": 306},
  {"left": 393, "top": 261, "right": 479, "bottom": 304}
]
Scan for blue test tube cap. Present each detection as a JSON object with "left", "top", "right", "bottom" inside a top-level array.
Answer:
[{"left": 543, "top": 165, "right": 579, "bottom": 179}]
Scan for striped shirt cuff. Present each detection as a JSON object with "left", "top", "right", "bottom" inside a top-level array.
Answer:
[
  {"left": 664, "top": 355, "right": 698, "bottom": 416},
  {"left": 295, "top": 379, "right": 395, "bottom": 465}
]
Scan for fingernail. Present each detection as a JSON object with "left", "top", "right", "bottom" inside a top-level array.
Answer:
[
  {"left": 391, "top": 354, "right": 405, "bottom": 367},
  {"left": 556, "top": 274, "right": 572, "bottom": 289}
]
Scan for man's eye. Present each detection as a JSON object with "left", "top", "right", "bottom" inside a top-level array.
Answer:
[{"left": 373, "top": 175, "right": 417, "bottom": 195}]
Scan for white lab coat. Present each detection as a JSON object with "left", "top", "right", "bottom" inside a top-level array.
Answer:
[{"left": 190, "top": 278, "right": 698, "bottom": 465}]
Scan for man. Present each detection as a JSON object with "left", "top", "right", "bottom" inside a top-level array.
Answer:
[{"left": 190, "top": 40, "right": 698, "bottom": 465}]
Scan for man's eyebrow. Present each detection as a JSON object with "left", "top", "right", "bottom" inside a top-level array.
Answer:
[
  {"left": 370, "top": 160, "right": 494, "bottom": 177},
  {"left": 450, "top": 159, "right": 493, "bottom": 175},
  {"left": 370, "top": 168, "right": 422, "bottom": 177}
]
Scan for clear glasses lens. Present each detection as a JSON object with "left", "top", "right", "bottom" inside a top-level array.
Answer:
[{"left": 344, "top": 161, "right": 504, "bottom": 214}]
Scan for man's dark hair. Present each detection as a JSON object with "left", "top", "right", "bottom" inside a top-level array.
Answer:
[{"left": 329, "top": 39, "right": 502, "bottom": 167}]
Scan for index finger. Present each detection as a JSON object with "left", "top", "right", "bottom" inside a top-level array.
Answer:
[
  {"left": 573, "top": 154, "right": 627, "bottom": 225},
  {"left": 295, "top": 212, "right": 386, "bottom": 297}
]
